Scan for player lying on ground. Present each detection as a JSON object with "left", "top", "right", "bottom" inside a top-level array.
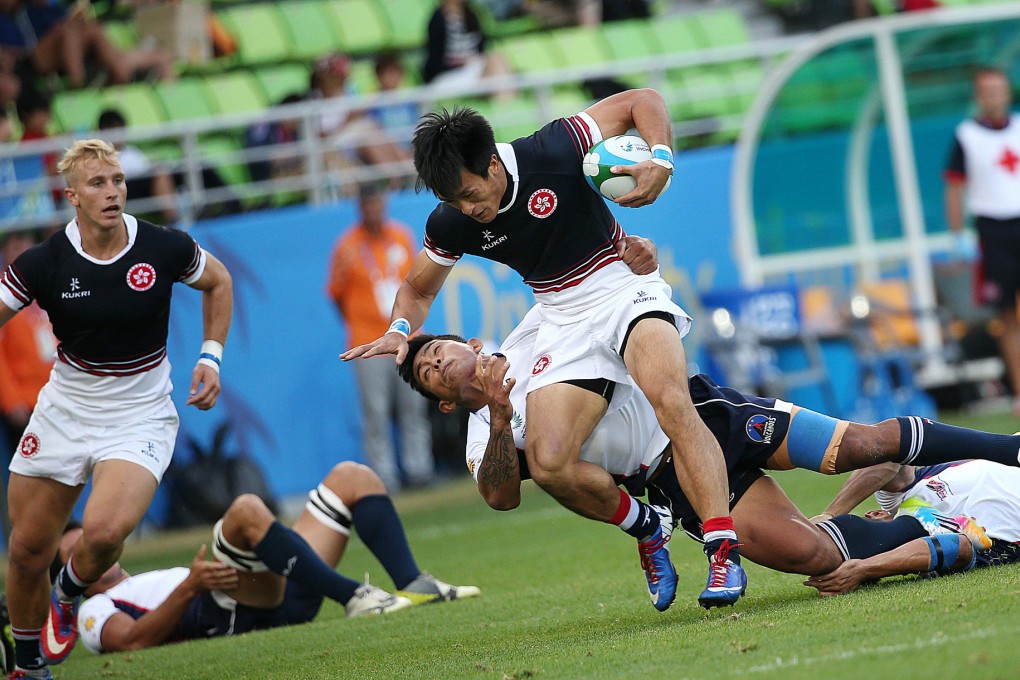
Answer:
[
  {"left": 343, "top": 89, "right": 747, "bottom": 609},
  {"left": 803, "top": 459, "right": 1020, "bottom": 595},
  {"left": 53, "top": 462, "right": 478, "bottom": 655},
  {"left": 399, "top": 312, "right": 1016, "bottom": 610}
]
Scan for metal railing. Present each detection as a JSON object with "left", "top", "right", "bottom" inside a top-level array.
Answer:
[{"left": 0, "top": 32, "right": 808, "bottom": 233}]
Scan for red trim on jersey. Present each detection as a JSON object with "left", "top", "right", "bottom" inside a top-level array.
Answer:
[
  {"left": 58, "top": 345, "right": 167, "bottom": 376},
  {"left": 423, "top": 234, "right": 461, "bottom": 262},
  {"left": 1, "top": 265, "right": 32, "bottom": 305},
  {"left": 526, "top": 222, "right": 625, "bottom": 293},
  {"left": 561, "top": 115, "right": 595, "bottom": 159},
  {"left": 943, "top": 169, "right": 966, "bottom": 184},
  {"left": 179, "top": 242, "right": 203, "bottom": 281}
]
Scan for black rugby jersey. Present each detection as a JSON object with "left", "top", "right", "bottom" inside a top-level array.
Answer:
[
  {"left": 0, "top": 217, "right": 203, "bottom": 376},
  {"left": 424, "top": 113, "right": 626, "bottom": 294}
]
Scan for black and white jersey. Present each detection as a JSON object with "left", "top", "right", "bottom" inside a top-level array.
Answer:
[
  {"left": 424, "top": 112, "right": 640, "bottom": 319},
  {"left": 945, "top": 114, "right": 1020, "bottom": 219},
  {"left": 0, "top": 215, "right": 206, "bottom": 422}
]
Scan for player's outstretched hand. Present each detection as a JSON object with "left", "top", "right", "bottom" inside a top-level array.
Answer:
[
  {"left": 186, "top": 545, "right": 239, "bottom": 593},
  {"left": 616, "top": 235, "right": 658, "bottom": 275},
  {"left": 187, "top": 363, "right": 221, "bottom": 410},
  {"left": 341, "top": 332, "right": 410, "bottom": 364},
  {"left": 803, "top": 560, "right": 867, "bottom": 597},
  {"left": 612, "top": 160, "right": 672, "bottom": 208},
  {"left": 477, "top": 353, "right": 515, "bottom": 427}
]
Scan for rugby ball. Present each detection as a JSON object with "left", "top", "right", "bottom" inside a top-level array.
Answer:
[{"left": 582, "top": 135, "right": 672, "bottom": 201}]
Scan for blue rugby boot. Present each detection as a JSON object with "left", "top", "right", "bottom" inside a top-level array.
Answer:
[
  {"left": 40, "top": 590, "right": 79, "bottom": 665},
  {"left": 637, "top": 526, "right": 677, "bottom": 612},
  {"left": 698, "top": 539, "right": 747, "bottom": 609}
]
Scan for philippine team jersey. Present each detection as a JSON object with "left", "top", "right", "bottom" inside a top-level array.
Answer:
[
  {"left": 876, "top": 460, "right": 1020, "bottom": 542},
  {"left": 424, "top": 112, "right": 642, "bottom": 322},
  {"left": 77, "top": 568, "right": 190, "bottom": 654},
  {"left": 944, "top": 114, "right": 1020, "bottom": 219},
  {"left": 465, "top": 305, "right": 669, "bottom": 490},
  {"left": 0, "top": 215, "right": 205, "bottom": 423}
]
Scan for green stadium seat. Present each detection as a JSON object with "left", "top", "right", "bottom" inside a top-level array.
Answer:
[
  {"left": 254, "top": 64, "right": 311, "bottom": 105},
  {"left": 53, "top": 89, "right": 104, "bottom": 134},
  {"left": 218, "top": 4, "right": 291, "bottom": 65},
  {"left": 198, "top": 134, "right": 249, "bottom": 188},
  {"left": 375, "top": 0, "right": 432, "bottom": 50},
  {"left": 278, "top": 1, "right": 341, "bottom": 60},
  {"left": 156, "top": 78, "right": 217, "bottom": 121},
  {"left": 550, "top": 26, "right": 613, "bottom": 69},
  {"left": 601, "top": 19, "right": 660, "bottom": 62},
  {"left": 548, "top": 88, "right": 592, "bottom": 120},
  {"left": 494, "top": 33, "right": 565, "bottom": 74},
  {"left": 203, "top": 72, "right": 267, "bottom": 116},
  {"left": 470, "top": 96, "right": 540, "bottom": 142},
  {"left": 692, "top": 8, "right": 751, "bottom": 49},
  {"left": 348, "top": 58, "right": 379, "bottom": 95},
  {"left": 647, "top": 14, "right": 708, "bottom": 55},
  {"left": 100, "top": 84, "right": 168, "bottom": 128},
  {"left": 324, "top": 0, "right": 390, "bottom": 55}
]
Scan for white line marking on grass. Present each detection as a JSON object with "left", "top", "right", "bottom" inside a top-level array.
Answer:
[{"left": 738, "top": 628, "right": 999, "bottom": 674}]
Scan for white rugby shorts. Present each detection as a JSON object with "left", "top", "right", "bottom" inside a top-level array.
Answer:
[
  {"left": 10, "top": 388, "right": 179, "bottom": 486},
  {"left": 527, "top": 274, "right": 691, "bottom": 413}
]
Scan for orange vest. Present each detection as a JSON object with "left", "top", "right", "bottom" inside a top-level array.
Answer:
[
  {"left": 327, "top": 221, "right": 417, "bottom": 347},
  {"left": 0, "top": 303, "right": 56, "bottom": 416}
]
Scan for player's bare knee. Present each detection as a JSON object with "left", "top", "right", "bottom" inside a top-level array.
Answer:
[
  {"left": 225, "top": 493, "right": 274, "bottom": 542},
  {"left": 526, "top": 444, "right": 572, "bottom": 489},
  {"left": 6, "top": 531, "right": 59, "bottom": 572},
  {"left": 323, "top": 461, "right": 385, "bottom": 502}
]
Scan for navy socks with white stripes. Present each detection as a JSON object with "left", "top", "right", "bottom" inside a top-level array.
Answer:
[
  {"left": 896, "top": 416, "right": 1020, "bottom": 467},
  {"left": 820, "top": 514, "right": 928, "bottom": 560}
]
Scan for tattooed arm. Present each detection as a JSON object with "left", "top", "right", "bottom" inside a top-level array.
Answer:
[{"left": 475, "top": 354, "right": 523, "bottom": 510}]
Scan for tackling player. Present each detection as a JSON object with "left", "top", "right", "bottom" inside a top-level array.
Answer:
[
  {"left": 399, "top": 313, "right": 1020, "bottom": 609},
  {"left": 342, "top": 89, "right": 746, "bottom": 609},
  {"left": 805, "top": 459, "right": 1020, "bottom": 595},
  {"left": 0, "top": 140, "right": 233, "bottom": 680},
  {"left": 55, "top": 462, "right": 478, "bottom": 656}
]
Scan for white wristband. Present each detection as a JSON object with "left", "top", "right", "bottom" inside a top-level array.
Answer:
[
  {"left": 650, "top": 144, "right": 674, "bottom": 172},
  {"left": 198, "top": 339, "right": 223, "bottom": 373},
  {"left": 387, "top": 318, "right": 410, "bottom": 338}
]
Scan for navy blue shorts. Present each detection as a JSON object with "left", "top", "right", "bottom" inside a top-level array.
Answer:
[
  {"left": 179, "top": 580, "right": 325, "bottom": 640},
  {"left": 644, "top": 374, "right": 793, "bottom": 538}
]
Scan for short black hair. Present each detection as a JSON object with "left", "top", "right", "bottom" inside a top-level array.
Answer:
[
  {"left": 398, "top": 332, "right": 467, "bottom": 401},
  {"left": 15, "top": 87, "right": 51, "bottom": 125},
  {"left": 50, "top": 519, "right": 83, "bottom": 583},
  {"left": 374, "top": 50, "right": 403, "bottom": 77},
  {"left": 97, "top": 108, "right": 127, "bottom": 130},
  {"left": 412, "top": 107, "right": 497, "bottom": 200}
]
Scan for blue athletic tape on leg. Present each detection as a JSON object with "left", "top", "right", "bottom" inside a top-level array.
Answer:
[
  {"left": 923, "top": 534, "right": 974, "bottom": 574},
  {"left": 786, "top": 408, "right": 840, "bottom": 472}
]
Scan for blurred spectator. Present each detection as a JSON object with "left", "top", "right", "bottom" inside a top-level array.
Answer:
[
  {"left": 310, "top": 52, "right": 411, "bottom": 187},
  {"left": 0, "top": 0, "right": 173, "bottom": 89},
  {"left": 0, "top": 229, "right": 55, "bottom": 457},
  {"left": 944, "top": 67, "right": 1020, "bottom": 416},
  {"left": 367, "top": 51, "right": 419, "bottom": 150},
  {"left": 98, "top": 106, "right": 241, "bottom": 219},
  {"left": 327, "top": 184, "right": 435, "bottom": 492},
  {"left": 97, "top": 107, "right": 178, "bottom": 223},
  {"left": 423, "top": 0, "right": 511, "bottom": 94},
  {"left": 16, "top": 85, "right": 61, "bottom": 205},
  {"left": 524, "top": 0, "right": 601, "bottom": 28},
  {"left": 244, "top": 93, "right": 306, "bottom": 186},
  {"left": 601, "top": 0, "right": 650, "bottom": 23},
  {"left": 0, "top": 46, "right": 20, "bottom": 107}
]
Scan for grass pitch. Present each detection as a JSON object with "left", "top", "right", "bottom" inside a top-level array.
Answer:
[{"left": 19, "top": 410, "right": 1020, "bottom": 679}]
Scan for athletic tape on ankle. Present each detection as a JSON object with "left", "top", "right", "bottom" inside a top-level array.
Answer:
[
  {"left": 305, "top": 483, "right": 353, "bottom": 536},
  {"left": 212, "top": 519, "right": 269, "bottom": 572},
  {"left": 923, "top": 534, "right": 975, "bottom": 574}
]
